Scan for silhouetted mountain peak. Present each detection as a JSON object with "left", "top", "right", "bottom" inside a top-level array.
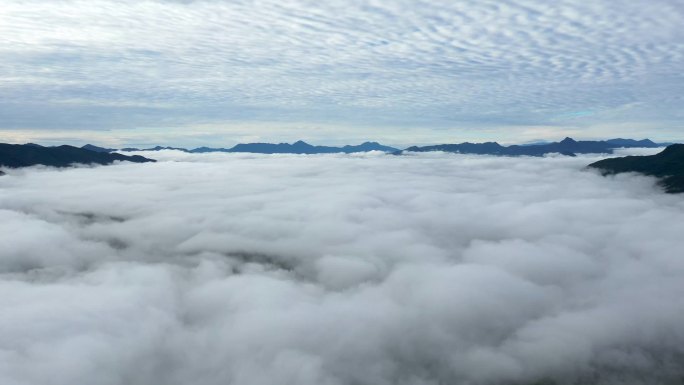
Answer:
[
  {"left": 82, "top": 144, "right": 116, "bottom": 153},
  {"left": 560, "top": 137, "right": 577, "bottom": 144}
]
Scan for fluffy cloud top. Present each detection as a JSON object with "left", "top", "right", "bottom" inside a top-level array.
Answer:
[
  {"left": 0, "top": 0, "right": 683, "bottom": 140},
  {"left": 1, "top": 151, "right": 684, "bottom": 384}
]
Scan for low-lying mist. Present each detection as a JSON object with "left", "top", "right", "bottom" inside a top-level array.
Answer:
[{"left": 1, "top": 150, "right": 683, "bottom": 385}]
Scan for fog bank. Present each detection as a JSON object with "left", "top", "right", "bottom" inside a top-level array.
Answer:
[{"left": 1, "top": 151, "right": 683, "bottom": 385}]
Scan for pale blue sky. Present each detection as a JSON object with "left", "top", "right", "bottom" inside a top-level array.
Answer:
[{"left": 1, "top": 0, "right": 683, "bottom": 147}]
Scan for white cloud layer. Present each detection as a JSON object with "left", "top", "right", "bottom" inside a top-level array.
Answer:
[
  {"left": 0, "top": 0, "right": 683, "bottom": 139},
  {"left": 1, "top": 152, "right": 684, "bottom": 384}
]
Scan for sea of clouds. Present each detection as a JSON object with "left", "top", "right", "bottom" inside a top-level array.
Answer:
[{"left": 1, "top": 149, "right": 684, "bottom": 385}]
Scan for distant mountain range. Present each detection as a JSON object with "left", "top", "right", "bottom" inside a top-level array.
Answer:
[
  {"left": 399, "top": 137, "right": 667, "bottom": 157},
  {"left": 588, "top": 144, "right": 684, "bottom": 193},
  {"left": 107, "top": 141, "right": 399, "bottom": 154},
  {"left": 120, "top": 146, "right": 189, "bottom": 152},
  {"left": 0, "top": 143, "right": 155, "bottom": 169},
  {"left": 214, "top": 141, "right": 399, "bottom": 154},
  {"left": 78, "top": 138, "right": 672, "bottom": 157},
  {"left": 5, "top": 140, "right": 683, "bottom": 196},
  {"left": 1, "top": 138, "right": 675, "bottom": 173}
]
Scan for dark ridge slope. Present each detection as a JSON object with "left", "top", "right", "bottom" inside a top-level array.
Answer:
[
  {"left": 401, "top": 137, "right": 615, "bottom": 156},
  {"left": 0, "top": 143, "right": 156, "bottom": 168},
  {"left": 588, "top": 144, "right": 684, "bottom": 193},
  {"left": 119, "top": 146, "right": 189, "bottom": 152},
  {"left": 605, "top": 138, "right": 660, "bottom": 148},
  {"left": 399, "top": 137, "right": 671, "bottom": 157},
  {"left": 192, "top": 140, "right": 398, "bottom": 154}
]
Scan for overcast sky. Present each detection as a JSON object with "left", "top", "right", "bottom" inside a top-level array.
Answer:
[{"left": 1, "top": 0, "right": 683, "bottom": 146}]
